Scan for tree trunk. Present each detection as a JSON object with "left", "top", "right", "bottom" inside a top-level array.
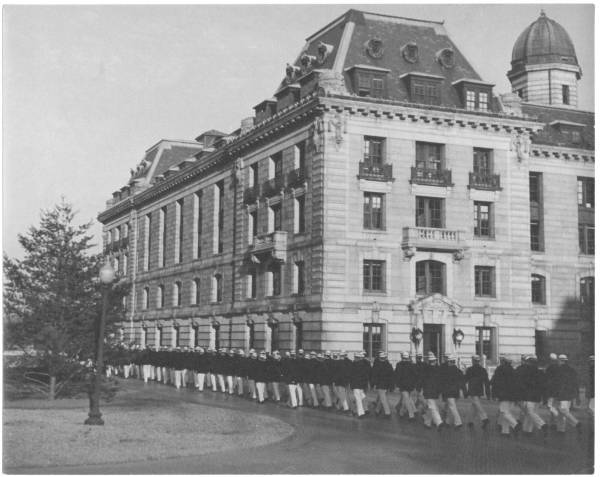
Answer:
[{"left": 49, "top": 375, "right": 56, "bottom": 400}]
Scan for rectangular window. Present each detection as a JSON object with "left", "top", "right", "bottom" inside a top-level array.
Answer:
[
  {"left": 363, "top": 324, "right": 384, "bottom": 359},
  {"left": 562, "top": 85, "right": 570, "bottom": 105},
  {"left": 579, "top": 225, "right": 595, "bottom": 255},
  {"left": 159, "top": 327, "right": 168, "bottom": 347},
  {"left": 412, "top": 80, "right": 440, "bottom": 105},
  {"left": 473, "top": 148, "right": 492, "bottom": 175},
  {"left": 356, "top": 72, "right": 386, "bottom": 98},
  {"left": 363, "top": 192, "right": 384, "bottom": 230},
  {"left": 144, "top": 213, "right": 151, "bottom": 271},
  {"left": 372, "top": 78, "right": 384, "bottom": 98},
  {"left": 271, "top": 203, "right": 282, "bottom": 232},
  {"left": 157, "top": 285, "right": 164, "bottom": 309},
  {"left": 175, "top": 199, "right": 183, "bottom": 264},
  {"left": 416, "top": 261, "right": 445, "bottom": 295},
  {"left": 159, "top": 206, "right": 167, "bottom": 268},
  {"left": 213, "top": 274, "right": 223, "bottom": 303},
  {"left": 466, "top": 90, "right": 476, "bottom": 110},
  {"left": 478, "top": 92, "right": 488, "bottom": 111},
  {"left": 529, "top": 172, "right": 544, "bottom": 252},
  {"left": 475, "top": 327, "right": 496, "bottom": 362},
  {"left": 193, "top": 278, "right": 200, "bottom": 306},
  {"left": 192, "top": 325, "right": 200, "bottom": 348},
  {"left": 416, "top": 142, "right": 443, "bottom": 170},
  {"left": 269, "top": 152, "right": 283, "bottom": 180},
  {"left": 194, "top": 191, "right": 202, "bottom": 259},
  {"left": 248, "top": 210, "right": 257, "bottom": 244},
  {"left": 531, "top": 274, "right": 546, "bottom": 304},
  {"left": 294, "top": 195, "right": 305, "bottom": 234},
  {"left": 416, "top": 197, "right": 443, "bottom": 228},
  {"left": 247, "top": 270, "right": 257, "bottom": 299},
  {"left": 174, "top": 327, "right": 181, "bottom": 348},
  {"left": 294, "top": 261, "right": 305, "bottom": 295},
  {"left": 294, "top": 322, "right": 303, "bottom": 351},
  {"left": 269, "top": 322, "right": 280, "bottom": 352},
  {"left": 580, "top": 277, "right": 595, "bottom": 307},
  {"left": 293, "top": 142, "right": 306, "bottom": 171},
  {"left": 217, "top": 181, "right": 224, "bottom": 254},
  {"left": 213, "top": 324, "right": 221, "bottom": 350},
  {"left": 249, "top": 163, "right": 258, "bottom": 188},
  {"left": 475, "top": 266, "right": 495, "bottom": 297},
  {"left": 267, "top": 264, "right": 282, "bottom": 297},
  {"left": 473, "top": 202, "right": 492, "bottom": 238},
  {"left": 363, "top": 260, "right": 385, "bottom": 292},
  {"left": 578, "top": 177, "right": 595, "bottom": 209},
  {"left": 248, "top": 322, "right": 255, "bottom": 350},
  {"left": 364, "top": 137, "right": 384, "bottom": 167}
]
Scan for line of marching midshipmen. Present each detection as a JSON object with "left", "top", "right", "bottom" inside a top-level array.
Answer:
[{"left": 106, "top": 345, "right": 591, "bottom": 437}]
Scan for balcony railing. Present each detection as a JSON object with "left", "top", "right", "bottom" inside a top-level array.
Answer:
[
  {"left": 288, "top": 168, "right": 306, "bottom": 187},
  {"left": 410, "top": 167, "right": 453, "bottom": 187},
  {"left": 358, "top": 162, "right": 394, "bottom": 182},
  {"left": 468, "top": 172, "right": 501, "bottom": 191},
  {"left": 262, "top": 176, "right": 284, "bottom": 197},
  {"left": 244, "top": 186, "right": 260, "bottom": 204},
  {"left": 402, "top": 226, "right": 466, "bottom": 252},
  {"left": 249, "top": 231, "right": 288, "bottom": 262}
]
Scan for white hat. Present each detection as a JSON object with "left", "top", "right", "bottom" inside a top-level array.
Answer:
[
  {"left": 558, "top": 354, "right": 568, "bottom": 360},
  {"left": 549, "top": 353, "right": 558, "bottom": 360},
  {"left": 401, "top": 352, "right": 410, "bottom": 359},
  {"left": 427, "top": 351, "right": 437, "bottom": 361}
]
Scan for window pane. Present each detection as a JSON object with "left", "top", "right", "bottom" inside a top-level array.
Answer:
[{"left": 430, "top": 262, "right": 443, "bottom": 293}]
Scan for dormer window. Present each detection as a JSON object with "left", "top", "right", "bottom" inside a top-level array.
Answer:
[
  {"left": 452, "top": 79, "right": 494, "bottom": 112},
  {"left": 437, "top": 48, "right": 455, "bottom": 68},
  {"left": 402, "top": 42, "right": 419, "bottom": 63},
  {"left": 346, "top": 65, "right": 390, "bottom": 99},
  {"left": 400, "top": 72, "right": 443, "bottom": 106},
  {"left": 549, "top": 120, "right": 586, "bottom": 145}
]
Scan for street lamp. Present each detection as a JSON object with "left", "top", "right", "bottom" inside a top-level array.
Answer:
[
  {"left": 85, "top": 261, "right": 115, "bottom": 425},
  {"left": 452, "top": 328, "right": 464, "bottom": 348}
]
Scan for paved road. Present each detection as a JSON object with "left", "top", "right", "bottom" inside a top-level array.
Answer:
[{"left": 12, "top": 379, "right": 594, "bottom": 474}]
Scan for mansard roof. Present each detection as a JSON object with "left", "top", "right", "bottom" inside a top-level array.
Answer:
[
  {"left": 280, "top": 9, "right": 490, "bottom": 109},
  {"left": 522, "top": 103, "right": 594, "bottom": 150}
]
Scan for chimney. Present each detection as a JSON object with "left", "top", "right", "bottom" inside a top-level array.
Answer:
[{"left": 240, "top": 117, "right": 255, "bottom": 135}]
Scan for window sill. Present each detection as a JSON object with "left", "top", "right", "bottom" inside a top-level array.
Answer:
[
  {"left": 473, "top": 236, "right": 495, "bottom": 241},
  {"left": 474, "top": 295, "right": 497, "bottom": 300},
  {"left": 532, "top": 302, "right": 547, "bottom": 307},
  {"left": 363, "top": 228, "right": 387, "bottom": 233},
  {"left": 363, "top": 291, "right": 387, "bottom": 296}
]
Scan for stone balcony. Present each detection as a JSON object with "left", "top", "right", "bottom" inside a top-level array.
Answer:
[
  {"left": 262, "top": 176, "right": 284, "bottom": 197},
  {"left": 244, "top": 186, "right": 260, "bottom": 204},
  {"left": 287, "top": 167, "right": 306, "bottom": 187},
  {"left": 402, "top": 226, "right": 467, "bottom": 254},
  {"left": 357, "top": 162, "right": 394, "bottom": 182},
  {"left": 468, "top": 172, "right": 502, "bottom": 191},
  {"left": 248, "top": 231, "right": 288, "bottom": 262},
  {"left": 410, "top": 167, "right": 453, "bottom": 187}
]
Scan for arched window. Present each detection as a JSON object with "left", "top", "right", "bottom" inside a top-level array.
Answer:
[
  {"left": 143, "top": 287, "right": 150, "bottom": 310},
  {"left": 157, "top": 285, "right": 164, "bottom": 308},
  {"left": 580, "top": 276, "right": 594, "bottom": 307},
  {"left": 212, "top": 274, "right": 223, "bottom": 303},
  {"left": 192, "top": 278, "right": 201, "bottom": 305},
  {"left": 173, "top": 282, "right": 182, "bottom": 307},
  {"left": 416, "top": 260, "right": 446, "bottom": 295},
  {"left": 531, "top": 274, "right": 546, "bottom": 304}
]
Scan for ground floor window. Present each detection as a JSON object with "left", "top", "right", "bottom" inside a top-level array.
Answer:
[
  {"left": 535, "top": 329, "right": 546, "bottom": 361},
  {"left": 363, "top": 323, "right": 384, "bottom": 359},
  {"left": 294, "top": 321, "right": 303, "bottom": 351},
  {"left": 580, "top": 276, "right": 595, "bottom": 307},
  {"left": 475, "top": 326, "right": 497, "bottom": 363},
  {"left": 192, "top": 325, "right": 200, "bottom": 348},
  {"left": 247, "top": 321, "right": 255, "bottom": 350},
  {"left": 268, "top": 321, "right": 279, "bottom": 352}
]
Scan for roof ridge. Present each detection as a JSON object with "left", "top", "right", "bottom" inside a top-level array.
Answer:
[{"left": 358, "top": 9, "right": 445, "bottom": 26}]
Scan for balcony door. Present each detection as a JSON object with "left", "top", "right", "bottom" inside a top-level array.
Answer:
[{"left": 416, "top": 197, "right": 444, "bottom": 228}]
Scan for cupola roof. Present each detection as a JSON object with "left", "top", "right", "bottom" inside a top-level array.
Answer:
[{"left": 510, "top": 10, "right": 580, "bottom": 76}]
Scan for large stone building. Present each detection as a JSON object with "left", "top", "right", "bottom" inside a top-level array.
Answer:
[{"left": 99, "top": 9, "right": 594, "bottom": 365}]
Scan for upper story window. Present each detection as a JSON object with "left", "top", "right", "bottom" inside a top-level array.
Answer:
[
  {"left": 268, "top": 152, "right": 283, "bottom": 180},
  {"left": 578, "top": 177, "right": 594, "bottom": 209},
  {"left": 192, "top": 278, "right": 201, "bottom": 305},
  {"left": 475, "top": 266, "right": 495, "bottom": 297},
  {"left": 363, "top": 260, "right": 385, "bottom": 293},
  {"left": 347, "top": 66, "right": 390, "bottom": 99},
  {"left": 249, "top": 163, "right": 258, "bottom": 188},
  {"left": 143, "top": 287, "right": 150, "bottom": 310},
  {"left": 416, "top": 197, "right": 444, "bottom": 228},
  {"left": 213, "top": 274, "right": 223, "bottom": 303},
  {"left": 294, "top": 195, "right": 305, "bottom": 234},
  {"left": 531, "top": 274, "right": 546, "bottom": 304},
  {"left": 269, "top": 203, "right": 282, "bottom": 233},
  {"left": 474, "top": 202, "right": 493, "bottom": 238},
  {"left": 579, "top": 225, "right": 595, "bottom": 255},
  {"left": 157, "top": 285, "right": 164, "bottom": 309},
  {"left": 173, "top": 281, "right": 182, "bottom": 307},
  {"left": 364, "top": 192, "right": 384, "bottom": 230},
  {"left": 412, "top": 80, "right": 441, "bottom": 105},
  {"left": 294, "top": 261, "right": 305, "bottom": 296},
  {"left": 416, "top": 260, "right": 446, "bottom": 295},
  {"left": 453, "top": 80, "right": 493, "bottom": 112},
  {"left": 416, "top": 142, "right": 443, "bottom": 170},
  {"left": 562, "top": 85, "right": 570, "bottom": 105},
  {"left": 364, "top": 136, "right": 385, "bottom": 167},
  {"left": 267, "top": 263, "right": 282, "bottom": 297},
  {"left": 473, "top": 148, "right": 493, "bottom": 174}
]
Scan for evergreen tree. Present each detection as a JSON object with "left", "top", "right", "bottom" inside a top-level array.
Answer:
[{"left": 4, "top": 199, "right": 127, "bottom": 399}]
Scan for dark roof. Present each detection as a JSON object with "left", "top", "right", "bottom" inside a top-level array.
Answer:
[
  {"left": 151, "top": 144, "right": 204, "bottom": 180},
  {"left": 195, "top": 129, "right": 227, "bottom": 142},
  {"left": 510, "top": 11, "right": 579, "bottom": 76},
  {"left": 282, "top": 9, "right": 491, "bottom": 110},
  {"left": 522, "top": 103, "right": 594, "bottom": 149}
]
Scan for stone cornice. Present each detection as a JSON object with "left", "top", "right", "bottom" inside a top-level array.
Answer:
[
  {"left": 531, "top": 144, "right": 595, "bottom": 162},
  {"left": 320, "top": 94, "right": 543, "bottom": 133}
]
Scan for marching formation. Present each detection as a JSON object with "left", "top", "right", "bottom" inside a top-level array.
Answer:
[{"left": 106, "top": 345, "right": 592, "bottom": 437}]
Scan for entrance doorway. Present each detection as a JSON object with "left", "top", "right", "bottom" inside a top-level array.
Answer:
[{"left": 423, "top": 324, "right": 444, "bottom": 360}]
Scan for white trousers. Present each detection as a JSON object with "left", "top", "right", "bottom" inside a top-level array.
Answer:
[
  {"left": 522, "top": 401, "right": 545, "bottom": 432},
  {"left": 195, "top": 372, "right": 206, "bottom": 391},
  {"left": 256, "top": 382, "right": 266, "bottom": 402},
  {"left": 557, "top": 400, "right": 579, "bottom": 431},
  {"left": 308, "top": 383, "right": 319, "bottom": 407},
  {"left": 288, "top": 383, "right": 302, "bottom": 407},
  {"left": 235, "top": 376, "right": 244, "bottom": 396},
  {"left": 174, "top": 370, "right": 183, "bottom": 389},
  {"left": 468, "top": 396, "right": 488, "bottom": 423},
  {"left": 248, "top": 379, "right": 256, "bottom": 399},
  {"left": 210, "top": 373, "right": 217, "bottom": 391},
  {"left": 352, "top": 388, "right": 367, "bottom": 416},
  {"left": 226, "top": 376, "right": 234, "bottom": 394},
  {"left": 374, "top": 389, "right": 391, "bottom": 415},
  {"left": 424, "top": 399, "right": 442, "bottom": 427},
  {"left": 444, "top": 398, "right": 462, "bottom": 426},
  {"left": 142, "top": 364, "right": 152, "bottom": 382},
  {"left": 270, "top": 382, "right": 281, "bottom": 401},
  {"left": 320, "top": 385, "right": 333, "bottom": 407},
  {"left": 397, "top": 391, "right": 417, "bottom": 417},
  {"left": 334, "top": 385, "right": 349, "bottom": 411},
  {"left": 498, "top": 401, "right": 518, "bottom": 434}
]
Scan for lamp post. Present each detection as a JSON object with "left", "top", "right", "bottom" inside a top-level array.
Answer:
[{"left": 85, "top": 261, "right": 115, "bottom": 425}]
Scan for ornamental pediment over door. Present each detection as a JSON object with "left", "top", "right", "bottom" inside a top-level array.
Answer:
[{"left": 412, "top": 293, "right": 462, "bottom": 324}]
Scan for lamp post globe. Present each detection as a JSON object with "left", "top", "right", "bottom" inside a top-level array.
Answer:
[{"left": 84, "top": 261, "right": 115, "bottom": 426}]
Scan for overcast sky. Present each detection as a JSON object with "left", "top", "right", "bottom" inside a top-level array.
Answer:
[{"left": 3, "top": 3, "right": 594, "bottom": 259}]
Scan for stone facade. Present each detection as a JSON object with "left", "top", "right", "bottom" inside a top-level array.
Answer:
[{"left": 99, "top": 9, "right": 594, "bottom": 367}]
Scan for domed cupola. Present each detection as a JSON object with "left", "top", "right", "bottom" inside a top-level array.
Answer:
[{"left": 507, "top": 11, "right": 582, "bottom": 108}]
